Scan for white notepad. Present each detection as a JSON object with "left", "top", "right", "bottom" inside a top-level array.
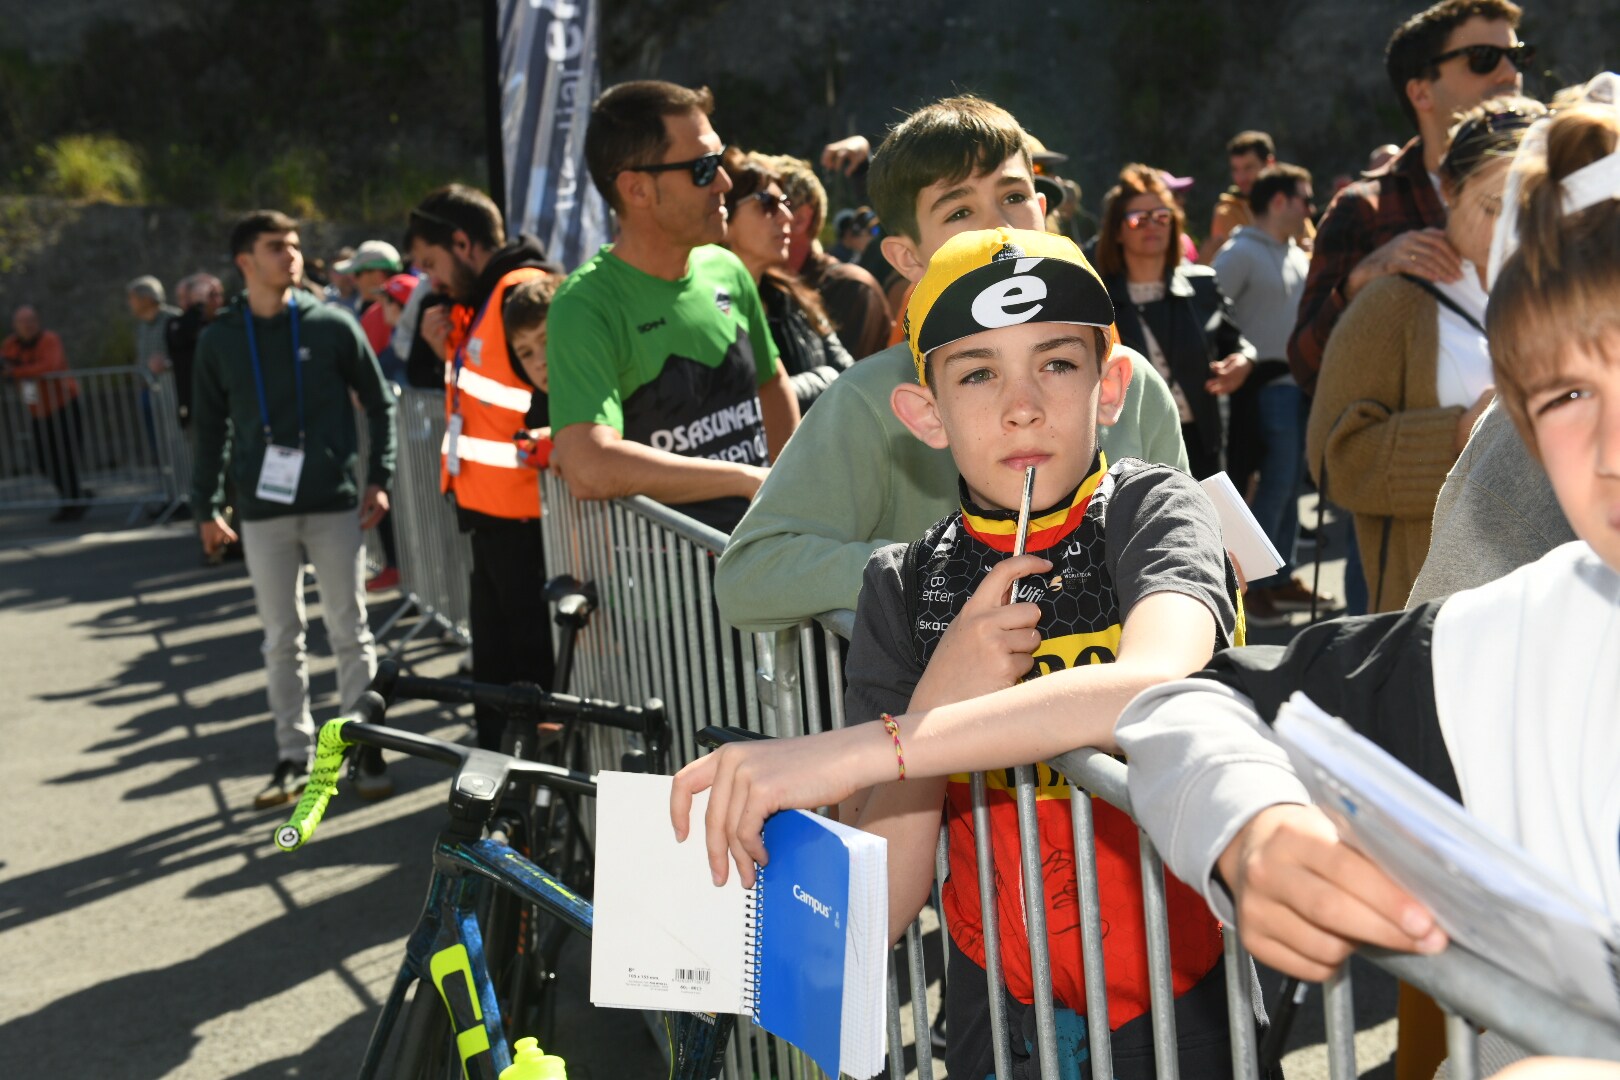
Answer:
[{"left": 1199, "top": 471, "right": 1285, "bottom": 581}]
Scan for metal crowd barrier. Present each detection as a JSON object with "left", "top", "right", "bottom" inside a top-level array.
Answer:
[
  {"left": 373, "top": 386, "right": 472, "bottom": 651},
  {"left": 538, "top": 472, "right": 860, "bottom": 1080},
  {"left": 535, "top": 478, "right": 1620, "bottom": 1080},
  {"left": 0, "top": 366, "right": 188, "bottom": 522}
]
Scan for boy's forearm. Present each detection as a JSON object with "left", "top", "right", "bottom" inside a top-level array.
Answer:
[
  {"left": 1117, "top": 678, "right": 1311, "bottom": 921},
  {"left": 844, "top": 777, "right": 949, "bottom": 943},
  {"left": 892, "top": 653, "right": 1185, "bottom": 779}
]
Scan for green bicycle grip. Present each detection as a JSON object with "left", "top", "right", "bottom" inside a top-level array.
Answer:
[{"left": 274, "top": 718, "right": 356, "bottom": 852}]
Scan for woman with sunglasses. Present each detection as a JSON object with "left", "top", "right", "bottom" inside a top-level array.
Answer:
[
  {"left": 1305, "top": 95, "right": 1545, "bottom": 615},
  {"left": 1095, "top": 164, "right": 1256, "bottom": 480},
  {"left": 722, "top": 150, "right": 854, "bottom": 413}
]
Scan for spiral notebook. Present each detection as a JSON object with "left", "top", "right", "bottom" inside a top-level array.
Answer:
[{"left": 590, "top": 771, "right": 889, "bottom": 1079}]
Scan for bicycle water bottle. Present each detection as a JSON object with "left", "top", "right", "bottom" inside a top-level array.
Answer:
[{"left": 499, "top": 1036, "right": 567, "bottom": 1080}]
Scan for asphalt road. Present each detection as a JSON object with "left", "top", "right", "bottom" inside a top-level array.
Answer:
[{"left": 0, "top": 498, "right": 1393, "bottom": 1079}]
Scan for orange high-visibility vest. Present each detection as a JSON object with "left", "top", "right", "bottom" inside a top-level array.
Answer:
[{"left": 441, "top": 267, "right": 547, "bottom": 519}]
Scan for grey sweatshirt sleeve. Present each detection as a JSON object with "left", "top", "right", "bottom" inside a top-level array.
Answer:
[{"left": 1117, "top": 679, "right": 1311, "bottom": 922}]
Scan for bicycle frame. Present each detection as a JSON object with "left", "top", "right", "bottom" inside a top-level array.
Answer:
[
  {"left": 279, "top": 705, "right": 733, "bottom": 1080},
  {"left": 362, "top": 832, "right": 591, "bottom": 1080}
]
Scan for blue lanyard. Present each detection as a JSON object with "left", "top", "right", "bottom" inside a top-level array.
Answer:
[{"left": 244, "top": 297, "right": 304, "bottom": 448}]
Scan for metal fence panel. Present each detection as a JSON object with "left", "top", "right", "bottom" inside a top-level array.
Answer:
[
  {"left": 0, "top": 366, "right": 187, "bottom": 521},
  {"left": 375, "top": 387, "right": 471, "bottom": 652}
]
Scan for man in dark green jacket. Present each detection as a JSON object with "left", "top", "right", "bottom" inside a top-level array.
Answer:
[{"left": 191, "top": 209, "right": 397, "bottom": 809}]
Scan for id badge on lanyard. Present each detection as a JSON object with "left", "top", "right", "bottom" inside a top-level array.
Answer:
[
  {"left": 20, "top": 380, "right": 39, "bottom": 406},
  {"left": 257, "top": 445, "right": 305, "bottom": 504},
  {"left": 445, "top": 414, "right": 464, "bottom": 476}
]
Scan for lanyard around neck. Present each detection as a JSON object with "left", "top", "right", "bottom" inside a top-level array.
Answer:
[
  {"left": 449, "top": 293, "right": 497, "bottom": 414},
  {"left": 244, "top": 296, "right": 304, "bottom": 448}
]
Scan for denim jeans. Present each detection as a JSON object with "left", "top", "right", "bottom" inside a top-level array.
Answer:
[{"left": 1248, "top": 382, "right": 1305, "bottom": 590}]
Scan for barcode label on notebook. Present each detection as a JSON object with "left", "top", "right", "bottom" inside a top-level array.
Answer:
[{"left": 675, "top": 967, "right": 711, "bottom": 984}]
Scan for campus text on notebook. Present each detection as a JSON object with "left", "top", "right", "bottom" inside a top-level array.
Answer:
[{"left": 590, "top": 771, "right": 889, "bottom": 1078}]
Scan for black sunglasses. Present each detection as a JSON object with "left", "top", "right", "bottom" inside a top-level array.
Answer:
[
  {"left": 622, "top": 149, "right": 727, "bottom": 187},
  {"left": 1427, "top": 41, "right": 1535, "bottom": 75},
  {"left": 740, "top": 191, "right": 792, "bottom": 215}
]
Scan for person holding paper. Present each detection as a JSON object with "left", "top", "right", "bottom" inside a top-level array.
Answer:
[
  {"left": 676, "top": 227, "right": 1247, "bottom": 1078},
  {"left": 1115, "top": 83, "right": 1620, "bottom": 1060},
  {"left": 191, "top": 209, "right": 398, "bottom": 810}
]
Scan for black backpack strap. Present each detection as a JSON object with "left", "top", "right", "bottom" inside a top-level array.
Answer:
[{"left": 1399, "top": 272, "right": 1486, "bottom": 337}]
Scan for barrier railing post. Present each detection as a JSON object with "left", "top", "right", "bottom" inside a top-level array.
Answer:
[
  {"left": 1445, "top": 1010, "right": 1479, "bottom": 1080},
  {"left": 905, "top": 918, "right": 936, "bottom": 1080},
  {"left": 885, "top": 944, "right": 906, "bottom": 1080},
  {"left": 1012, "top": 766, "right": 1061, "bottom": 1074},
  {"left": 970, "top": 772, "right": 1013, "bottom": 1076},
  {"left": 1222, "top": 927, "right": 1262, "bottom": 1080},
  {"left": 1322, "top": 964, "right": 1357, "bottom": 1080},
  {"left": 1069, "top": 784, "right": 1114, "bottom": 1080},
  {"left": 1138, "top": 830, "right": 1182, "bottom": 1080}
]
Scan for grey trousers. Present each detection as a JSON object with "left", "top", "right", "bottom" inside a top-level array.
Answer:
[{"left": 240, "top": 509, "right": 376, "bottom": 765}]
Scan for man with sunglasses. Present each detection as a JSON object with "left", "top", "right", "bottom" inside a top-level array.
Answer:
[
  {"left": 547, "top": 79, "right": 799, "bottom": 533},
  {"left": 1288, "top": 0, "right": 1529, "bottom": 395},
  {"left": 405, "top": 183, "right": 564, "bottom": 749}
]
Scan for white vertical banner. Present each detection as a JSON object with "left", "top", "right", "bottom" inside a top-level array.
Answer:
[{"left": 496, "top": 0, "right": 610, "bottom": 270}]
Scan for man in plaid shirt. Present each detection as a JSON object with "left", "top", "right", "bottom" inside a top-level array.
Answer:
[{"left": 1288, "top": 0, "right": 1529, "bottom": 393}]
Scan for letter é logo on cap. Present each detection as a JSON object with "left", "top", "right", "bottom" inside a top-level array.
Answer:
[{"left": 971, "top": 267, "right": 1049, "bottom": 330}]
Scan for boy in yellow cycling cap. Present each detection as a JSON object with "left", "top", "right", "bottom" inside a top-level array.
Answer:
[{"left": 676, "top": 227, "right": 1247, "bottom": 1078}]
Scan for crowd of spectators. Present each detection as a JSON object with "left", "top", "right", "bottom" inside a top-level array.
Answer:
[{"left": 11, "top": 0, "right": 1620, "bottom": 1073}]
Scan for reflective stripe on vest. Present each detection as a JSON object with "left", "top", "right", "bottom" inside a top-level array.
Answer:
[
  {"left": 441, "top": 431, "right": 522, "bottom": 468},
  {"left": 444, "top": 360, "right": 533, "bottom": 414},
  {"left": 441, "top": 265, "right": 548, "bottom": 518}
]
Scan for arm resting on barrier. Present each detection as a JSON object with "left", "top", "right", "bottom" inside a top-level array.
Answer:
[
  {"left": 551, "top": 422, "right": 767, "bottom": 505},
  {"left": 1215, "top": 803, "right": 1446, "bottom": 982},
  {"left": 674, "top": 589, "right": 1219, "bottom": 889},
  {"left": 1116, "top": 604, "right": 1459, "bottom": 981}
]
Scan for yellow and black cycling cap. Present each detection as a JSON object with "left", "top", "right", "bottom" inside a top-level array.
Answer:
[{"left": 905, "top": 227, "right": 1115, "bottom": 386}]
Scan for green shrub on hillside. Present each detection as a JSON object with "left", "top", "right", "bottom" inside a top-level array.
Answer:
[{"left": 38, "top": 135, "right": 145, "bottom": 204}]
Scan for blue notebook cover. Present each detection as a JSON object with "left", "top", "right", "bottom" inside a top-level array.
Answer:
[{"left": 753, "top": 809, "right": 852, "bottom": 1079}]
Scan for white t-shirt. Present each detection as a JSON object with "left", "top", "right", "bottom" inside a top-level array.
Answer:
[{"left": 1431, "top": 262, "right": 1493, "bottom": 410}]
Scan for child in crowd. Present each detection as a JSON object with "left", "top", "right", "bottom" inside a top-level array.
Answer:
[
  {"left": 502, "top": 275, "right": 557, "bottom": 468},
  {"left": 714, "top": 95, "right": 1188, "bottom": 635},
  {"left": 675, "top": 227, "right": 1246, "bottom": 1077},
  {"left": 1115, "top": 82, "right": 1620, "bottom": 1029}
]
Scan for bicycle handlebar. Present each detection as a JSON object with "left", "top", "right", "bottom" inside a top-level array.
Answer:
[
  {"left": 371, "top": 660, "right": 663, "bottom": 735},
  {"left": 275, "top": 691, "right": 598, "bottom": 853}
]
